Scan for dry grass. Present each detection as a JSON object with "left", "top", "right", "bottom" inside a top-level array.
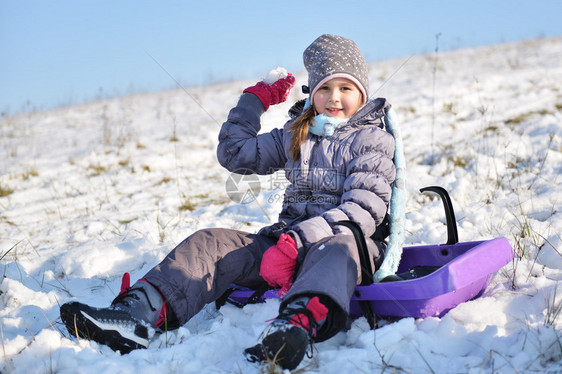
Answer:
[{"left": 0, "top": 183, "right": 14, "bottom": 197}]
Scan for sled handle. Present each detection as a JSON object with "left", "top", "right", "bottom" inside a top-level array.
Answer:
[{"left": 420, "top": 186, "right": 459, "bottom": 245}]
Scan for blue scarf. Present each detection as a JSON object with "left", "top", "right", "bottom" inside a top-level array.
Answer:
[
  {"left": 309, "top": 114, "right": 348, "bottom": 136},
  {"left": 304, "top": 98, "right": 349, "bottom": 137}
]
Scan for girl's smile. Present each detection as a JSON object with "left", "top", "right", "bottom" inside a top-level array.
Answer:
[{"left": 313, "top": 78, "right": 363, "bottom": 119}]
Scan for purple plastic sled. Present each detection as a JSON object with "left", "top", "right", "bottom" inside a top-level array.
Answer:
[
  {"left": 350, "top": 237, "right": 513, "bottom": 319},
  {"left": 222, "top": 187, "right": 514, "bottom": 323},
  {"left": 225, "top": 238, "right": 513, "bottom": 320}
]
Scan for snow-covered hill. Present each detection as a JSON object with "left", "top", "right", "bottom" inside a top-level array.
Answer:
[{"left": 1, "top": 37, "right": 561, "bottom": 373}]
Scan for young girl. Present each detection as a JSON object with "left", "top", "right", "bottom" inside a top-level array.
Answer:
[{"left": 60, "top": 34, "right": 396, "bottom": 370}]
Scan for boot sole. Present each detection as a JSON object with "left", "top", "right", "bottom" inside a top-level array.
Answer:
[{"left": 60, "top": 302, "right": 148, "bottom": 353}]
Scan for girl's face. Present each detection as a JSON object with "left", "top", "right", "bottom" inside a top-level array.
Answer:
[{"left": 312, "top": 78, "right": 363, "bottom": 119}]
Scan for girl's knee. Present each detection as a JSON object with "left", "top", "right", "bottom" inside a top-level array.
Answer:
[{"left": 323, "top": 234, "right": 356, "bottom": 253}]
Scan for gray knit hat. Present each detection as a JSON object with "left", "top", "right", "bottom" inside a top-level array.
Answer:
[{"left": 303, "top": 34, "right": 369, "bottom": 104}]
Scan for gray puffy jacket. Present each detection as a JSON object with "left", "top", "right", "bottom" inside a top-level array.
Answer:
[{"left": 217, "top": 93, "right": 396, "bottom": 258}]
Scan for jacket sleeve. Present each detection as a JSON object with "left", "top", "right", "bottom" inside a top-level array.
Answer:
[
  {"left": 289, "top": 131, "right": 396, "bottom": 247},
  {"left": 217, "top": 93, "right": 287, "bottom": 175}
]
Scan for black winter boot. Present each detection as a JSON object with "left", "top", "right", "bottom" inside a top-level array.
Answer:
[
  {"left": 60, "top": 274, "right": 169, "bottom": 353},
  {"left": 244, "top": 296, "right": 328, "bottom": 370}
]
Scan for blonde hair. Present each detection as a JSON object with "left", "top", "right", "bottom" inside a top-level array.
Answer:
[{"left": 288, "top": 106, "right": 315, "bottom": 162}]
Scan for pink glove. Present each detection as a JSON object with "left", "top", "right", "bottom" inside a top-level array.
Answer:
[
  {"left": 260, "top": 233, "right": 298, "bottom": 296},
  {"left": 243, "top": 73, "right": 295, "bottom": 111}
]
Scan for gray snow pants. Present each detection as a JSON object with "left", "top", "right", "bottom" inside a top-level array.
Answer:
[{"left": 143, "top": 228, "right": 365, "bottom": 339}]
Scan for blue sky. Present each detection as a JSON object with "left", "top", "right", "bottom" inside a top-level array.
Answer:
[{"left": 2, "top": 0, "right": 561, "bottom": 114}]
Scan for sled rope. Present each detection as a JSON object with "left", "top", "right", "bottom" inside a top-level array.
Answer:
[{"left": 373, "top": 107, "right": 406, "bottom": 282}]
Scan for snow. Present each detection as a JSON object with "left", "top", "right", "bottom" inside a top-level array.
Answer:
[
  {"left": 1, "top": 37, "right": 562, "bottom": 373},
  {"left": 262, "top": 67, "right": 289, "bottom": 85}
]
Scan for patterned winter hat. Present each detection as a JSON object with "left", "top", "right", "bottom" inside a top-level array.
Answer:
[{"left": 303, "top": 34, "right": 369, "bottom": 104}]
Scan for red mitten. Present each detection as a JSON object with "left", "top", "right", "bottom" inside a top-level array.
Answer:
[
  {"left": 260, "top": 233, "right": 298, "bottom": 296},
  {"left": 243, "top": 68, "right": 296, "bottom": 111}
]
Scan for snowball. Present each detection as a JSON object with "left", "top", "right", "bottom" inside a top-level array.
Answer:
[{"left": 262, "top": 67, "right": 288, "bottom": 84}]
